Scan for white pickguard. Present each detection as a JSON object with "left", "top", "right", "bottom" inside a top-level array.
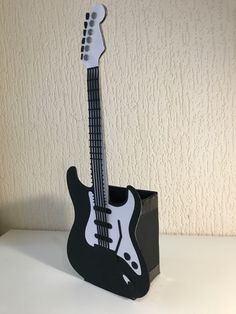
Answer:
[{"left": 85, "top": 190, "right": 142, "bottom": 276}]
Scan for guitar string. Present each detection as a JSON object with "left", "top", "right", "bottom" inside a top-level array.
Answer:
[
  {"left": 91, "top": 113, "right": 103, "bottom": 247},
  {"left": 92, "top": 69, "right": 105, "bottom": 247},
  {"left": 90, "top": 67, "right": 106, "bottom": 246},
  {"left": 88, "top": 74, "right": 99, "bottom": 244},
  {"left": 90, "top": 69, "right": 104, "bottom": 246},
  {"left": 97, "top": 66, "right": 109, "bottom": 247},
  {"left": 93, "top": 67, "right": 107, "bottom": 246},
  {"left": 88, "top": 69, "right": 103, "bottom": 246},
  {"left": 94, "top": 67, "right": 109, "bottom": 247}
]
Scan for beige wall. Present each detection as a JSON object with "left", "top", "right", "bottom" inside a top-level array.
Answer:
[{"left": 0, "top": 0, "right": 235, "bottom": 235}]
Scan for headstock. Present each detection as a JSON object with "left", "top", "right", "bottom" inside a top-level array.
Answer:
[{"left": 81, "top": 4, "right": 107, "bottom": 68}]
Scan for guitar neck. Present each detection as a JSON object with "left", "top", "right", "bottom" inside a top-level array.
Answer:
[{"left": 87, "top": 66, "right": 109, "bottom": 207}]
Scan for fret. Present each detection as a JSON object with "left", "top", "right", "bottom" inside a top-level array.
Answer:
[
  {"left": 89, "top": 145, "right": 102, "bottom": 149},
  {"left": 88, "top": 98, "right": 100, "bottom": 102},
  {"left": 89, "top": 138, "right": 102, "bottom": 142},
  {"left": 88, "top": 108, "right": 101, "bottom": 112},
  {"left": 88, "top": 117, "right": 101, "bottom": 121},
  {"left": 90, "top": 153, "right": 103, "bottom": 157},
  {"left": 88, "top": 89, "right": 99, "bottom": 93},
  {"left": 88, "top": 95, "right": 99, "bottom": 99},
  {"left": 88, "top": 108, "right": 101, "bottom": 111},
  {"left": 88, "top": 93, "right": 100, "bottom": 99},
  {"left": 89, "top": 139, "right": 102, "bottom": 143},
  {"left": 88, "top": 114, "right": 101, "bottom": 118},
  {"left": 87, "top": 88, "right": 99, "bottom": 92},
  {"left": 89, "top": 131, "right": 102, "bottom": 134},
  {"left": 89, "top": 137, "right": 102, "bottom": 140},
  {"left": 89, "top": 138, "right": 102, "bottom": 141},
  {"left": 87, "top": 75, "right": 99, "bottom": 80},
  {"left": 90, "top": 149, "right": 102, "bottom": 154},
  {"left": 87, "top": 82, "right": 98, "bottom": 90},
  {"left": 89, "top": 148, "right": 103, "bottom": 152},
  {"left": 89, "top": 123, "right": 101, "bottom": 127},
  {"left": 88, "top": 90, "right": 99, "bottom": 96},
  {"left": 89, "top": 123, "right": 101, "bottom": 126},
  {"left": 88, "top": 107, "right": 101, "bottom": 111},
  {"left": 88, "top": 119, "right": 101, "bottom": 123},
  {"left": 88, "top": 97, "right": 100, "bottom": 102},
  {"left": 90, "top": 157, "right": 103, "bottom": 161},
  {"left": 87, "top": 76, "right": 99, "bottom": 80},
  {"left": 88, "top": 126, "right": 101, "bottom": 130},
  {"left": 90, "top": 156, "right": 103, "bottom": 159},
  {"left": 88, "top": 118, "right": 101, "bottom": 122},
  {"left": 89, "top": 139, "right": 103, "bottom": 143}
]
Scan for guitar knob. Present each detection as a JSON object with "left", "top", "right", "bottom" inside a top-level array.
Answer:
[
  {"left": 124, "top": 252, "right": 131, "bottom": 261},
  {"left": 131, "top": 261, "right": 138, "bottom": 269}
]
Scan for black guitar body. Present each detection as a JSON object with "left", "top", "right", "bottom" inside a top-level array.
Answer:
[
  {"left": 67, "top": 166, "right": 150, "bottom": 299},
  {"left": 66, "top": 4, "right": 160, "bottom": 299}
]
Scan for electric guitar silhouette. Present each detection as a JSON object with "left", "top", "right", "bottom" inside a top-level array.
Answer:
[{"left": 67, "top": 3, "right": 152, "bottom": 299}]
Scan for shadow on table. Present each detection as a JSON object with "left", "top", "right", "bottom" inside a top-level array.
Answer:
[{"left": 0, "top": 196, "right": 80, "bottom": 278}]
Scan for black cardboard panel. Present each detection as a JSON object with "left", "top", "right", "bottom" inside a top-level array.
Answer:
[{"left": 109, "top": 185, "right": 160, "bottom": 282}]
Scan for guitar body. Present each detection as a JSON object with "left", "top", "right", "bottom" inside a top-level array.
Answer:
[{"left": 67, "top": 166, "right": 150, "bottom": 299}]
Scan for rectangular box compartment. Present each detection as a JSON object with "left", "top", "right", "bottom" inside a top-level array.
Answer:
[{"left": 109, "top": 185, "right": 160, "bottom": 282}]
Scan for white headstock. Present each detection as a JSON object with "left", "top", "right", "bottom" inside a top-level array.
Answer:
[{"left": 81, "top": 4, "right": 107, "bottom": 68}]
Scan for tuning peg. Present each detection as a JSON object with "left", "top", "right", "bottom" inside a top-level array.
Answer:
[
  {"left": 89, "top": 20, "right": 94, "bottom": 27},
  {"left": 91, "top": 12, "right": 97, "bottom": 19},
  {"left": 81, "top": 54, "right": 83, "bottom": 60},
  {"left": 82, "top": 38, "right": 85, "bottom": 44},
  {"left": 86, "top": 37, "right": 92, "bottom": 44},
  {"left": 86, "top": 13, "right": 90, "bottom": 20},
  {"left": 83, "top": 29, "right": 86, "bottom": 36},
  {"left": 81, "top": 46, "right": 84, "bottom": 52},
  {"left": 84, "top": 21, "right": 88, "bottom": 29}
]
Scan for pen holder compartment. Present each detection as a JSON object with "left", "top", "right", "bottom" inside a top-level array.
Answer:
[{"left": 109, "top": 185, "right": 160, "bottom": 282}]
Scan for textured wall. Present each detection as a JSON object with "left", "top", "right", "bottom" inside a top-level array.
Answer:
[{"left": 0, "top": 0, "right": 235, "bottom": 235}]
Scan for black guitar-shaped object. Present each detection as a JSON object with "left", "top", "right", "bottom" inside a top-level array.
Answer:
[{"left": 67, "top": 4, "right": 159, "bottom": 299}]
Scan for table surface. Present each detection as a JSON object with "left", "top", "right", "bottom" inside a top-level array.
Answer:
[{"left": 0, "top": 230, "right": 236, "bottom": 314}]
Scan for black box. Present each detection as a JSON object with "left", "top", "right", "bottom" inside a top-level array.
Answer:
[{"left": 109, "top": 185, "right": 160, "bottom": 282}]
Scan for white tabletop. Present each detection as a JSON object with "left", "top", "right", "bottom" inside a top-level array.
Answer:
[{"left": 0, "top": 230, "right": 235, "bottom": 314}]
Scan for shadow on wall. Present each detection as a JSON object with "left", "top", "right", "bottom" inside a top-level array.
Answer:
[{"left": 0, "top": 196, "right": 73, "bottom": 236}]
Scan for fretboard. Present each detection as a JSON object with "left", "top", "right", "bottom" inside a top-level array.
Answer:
[{"left": 87, "top": 66, "right": 109, "bottom": 209}]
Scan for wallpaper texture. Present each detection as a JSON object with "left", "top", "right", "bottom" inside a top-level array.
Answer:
[{"left": 0, "top": 0, "right": 235, "bottom": 235}]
